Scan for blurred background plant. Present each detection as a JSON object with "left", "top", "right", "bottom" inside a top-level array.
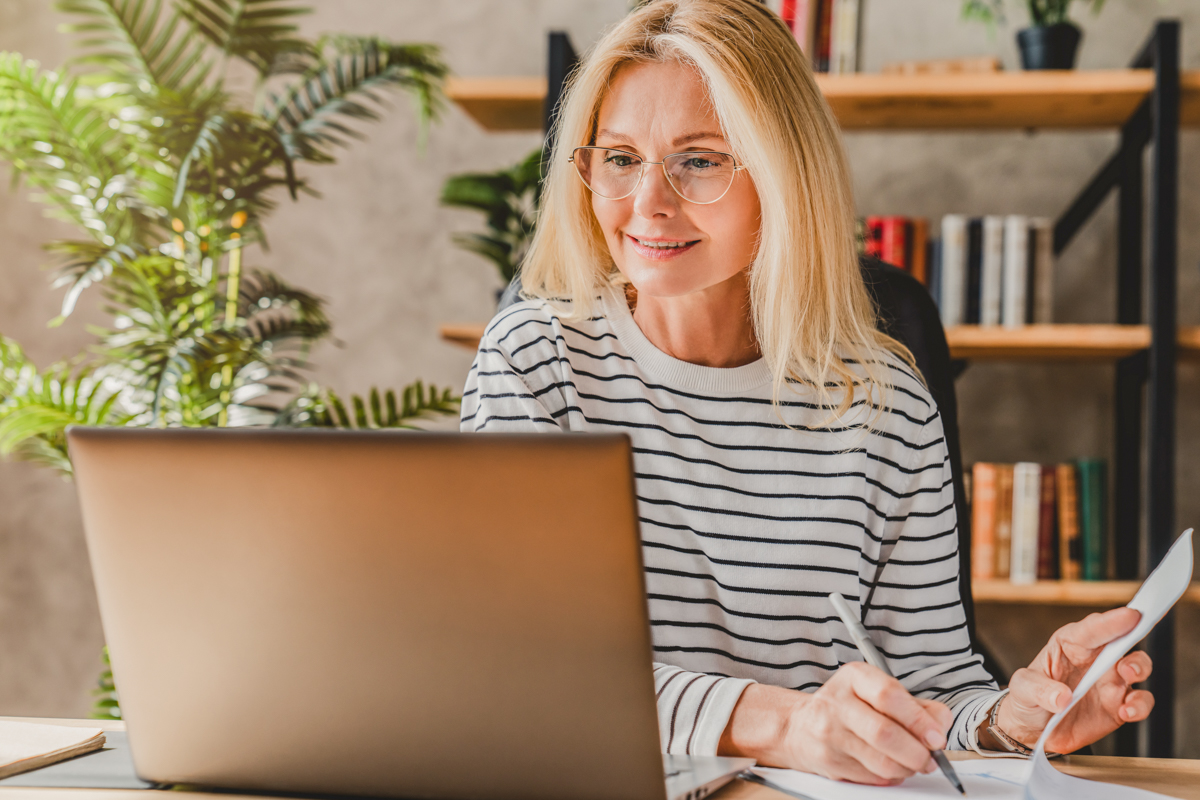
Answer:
[
  {"left": 962, "top": 0, "right": 1106, "bottom": 27},
  {"left": 0, "top": 0, "right": 461, "bottom": 718},
  {"left": 0, "top": 0, "right": 461, "bottom": 488},
  {"left": 440, "top": 146, "right": 544, "bottom": 292}
]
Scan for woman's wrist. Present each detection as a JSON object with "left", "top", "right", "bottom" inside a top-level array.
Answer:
[
  {"left": 718, "top": 683, "right": 808, "bottom": 764},
  {"left": 976, "top": 691, "right": 1042, "bottom": 752}
]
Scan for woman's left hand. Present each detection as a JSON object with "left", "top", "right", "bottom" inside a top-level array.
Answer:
[{"left": 987, "top": 607, "right": 1155, "bottom": 754}]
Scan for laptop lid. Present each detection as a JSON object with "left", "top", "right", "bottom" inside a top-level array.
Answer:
[{"left": 68, "top": 427, "right": 667, "bottom": 800}]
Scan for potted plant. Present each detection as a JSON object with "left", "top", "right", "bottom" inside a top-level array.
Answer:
[
  {"left": 963, "top": 0, "right": 1106, "bottom": 70},
  {"left": 0, "top": 0, "right": 460, "bottom": 717}
]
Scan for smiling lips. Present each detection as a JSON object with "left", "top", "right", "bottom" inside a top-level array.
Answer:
[{"left": 627, "top": 234, "right": 700, "bottom": 259}]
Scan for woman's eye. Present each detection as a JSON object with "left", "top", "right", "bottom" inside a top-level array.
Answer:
[
  {"left": 606, "top": 155, "right": 636, "bottom": 167},
  {"left": 686, "top": 157, "right": 716, "bottom": 169}
]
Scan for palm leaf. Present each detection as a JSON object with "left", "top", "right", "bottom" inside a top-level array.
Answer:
[
  {"left": 263, "top": 36, "right": 447, "bottom": 194},
  {"left": 56, "top": 0, "right": 214, "bottom": 95},
  {"left": 0, "top": 53, "right": 137, "bottom": 241},
  {"left": 175, "top": 0, "right": 312, "bottom": 77},
  {"left": 46, "top": 240, "right": 143, "bottom": 321},
  {"left": 275, "top": 381, "right": 459, "bottom": 429}
]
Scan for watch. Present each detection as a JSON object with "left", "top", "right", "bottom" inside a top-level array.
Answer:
[{"left": 986, "top": 689, "right": 1053, "bottom": 757}]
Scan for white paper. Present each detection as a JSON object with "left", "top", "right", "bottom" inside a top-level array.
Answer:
[
  {"left": 1025, "top": 528, "right": 1194, "bottom": 800},
  {"left": 751, "top": 529, "right": 1194, "bottom": 800},
  {"left": 0, "top": 720, "right": 104, "bottom": 775}
]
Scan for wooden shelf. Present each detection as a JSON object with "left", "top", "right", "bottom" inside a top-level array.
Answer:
[
  {"left": 442, "top": 322, "right": 1200, "bottom": 360},
  {"left": 974, "top": 579, "right": 1200, "bottom": 605},
  {"left": 447, "top": 70, "right": 1200, "bottom": 132}
]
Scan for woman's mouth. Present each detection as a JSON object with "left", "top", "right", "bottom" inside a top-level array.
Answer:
[{"left": 627, "top": 234, "right": 700, "bottom": 260}]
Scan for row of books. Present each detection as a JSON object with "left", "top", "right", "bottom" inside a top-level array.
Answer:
[
  {"left": 769, "top": 0, "right": 861, "bottom": 73},
  {"left": 853, "top": 215, "right": 1056, "bottom": 328},
  {"left": 968, "top": 460, "right": 1107, "bottom": 584}
]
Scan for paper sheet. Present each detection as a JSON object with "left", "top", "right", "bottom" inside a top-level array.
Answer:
[
  {"left": 1025, "top": 528, "right": 1194, "bottom": 800},
  {"left": 750, "top": 528, "right": 1194, "bottom": 800},
  {"left": 0, "top": 721, "right": 105, "bottom": 779}
]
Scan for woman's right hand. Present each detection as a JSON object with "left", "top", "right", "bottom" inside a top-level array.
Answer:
[{"left": 719, "top": 662, "right": 953, "bottom": 785}]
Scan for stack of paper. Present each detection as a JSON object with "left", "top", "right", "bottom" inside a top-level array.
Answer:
[{"left": 0, "top": 721, "right": 106, "bottom": 779}]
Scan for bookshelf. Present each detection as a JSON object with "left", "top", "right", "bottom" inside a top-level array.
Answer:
[
  {"left": 440, "top": 323, "right": 1200, "bottom": 361},
  {"left": 973, "top": 580, "right": 1200, "bottom": 606},
  {"left": 444, "top": 21, "right": 1187, "bottom": 758},
  {"left": 446, "top": 70, "right": 1200, "bottom": 132}
]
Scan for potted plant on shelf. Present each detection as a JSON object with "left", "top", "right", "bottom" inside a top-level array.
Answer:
[
  {"left": 0, "top": 0, "right": 460, "bottom": 717},
  {"left": 963, "top": 0, "right": 1106, "bottom": 70}
]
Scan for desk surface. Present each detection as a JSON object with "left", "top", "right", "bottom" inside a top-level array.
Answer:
[{"left": 3, "top": 718, "right": 1198, "bottom": 800}]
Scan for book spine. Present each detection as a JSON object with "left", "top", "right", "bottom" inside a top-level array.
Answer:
[
  {"left": 939, "top": 215, "right": 966, "bottom": 326},
  {"left": 794, "top": 0, "right": 817, "bottom": 56},
  {"left": 1002, "top": 214, "right": 1029, "bottom": 329},
  {"left": 965, "top": 217, "right": 984, "bottom": 325},
  {"left": 1078, "top": 458, "right": 1107, "bottom": 580},
  {"left": 994, "top": 463, "right": 1014, "bottom": 579},
  {"left": 980, "top": 215, "right": 1004, "bottom": 326},
  {"left": 1056, "top": 462, "right": 1082, "bottom": 581},
  {"left": 910, "top": 217, "right": 929, "bottom": 285},
  {"left": 928, "top": 236, "right": 942, "bottom": 301},
  {"left": 971, "top": 463, "right": 997, "bottom": 581},
  {"left": 831, "top": 0, "right": 860, "bottom": 74},
  {"left": 815, "top": 0, "right": 833, "bottom": 71},
  {"left": 1031, "top": 217, "right": 1054, "bottom": 323},
  {"left": 880, "top": 216, "right": 908, "bottom": 269},
  {"left": 1010, "top": 462, "right": 1041, "bottom": 584},
  {"left": 1036, "top": 465, "right": 1058, "bottom": 579}
]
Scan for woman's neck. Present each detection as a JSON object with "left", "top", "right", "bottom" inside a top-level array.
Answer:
[{"left": 630, "top": 270, "right": 760, "bottom": 369}]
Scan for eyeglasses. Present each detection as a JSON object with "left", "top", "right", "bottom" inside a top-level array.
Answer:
[{"left": 568, "top": 146, "right": 746, "bottom": 205}]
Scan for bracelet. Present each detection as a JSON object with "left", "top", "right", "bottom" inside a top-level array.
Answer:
[{"left": 986, "top": 689, "right": 1061, "bottom": 758}]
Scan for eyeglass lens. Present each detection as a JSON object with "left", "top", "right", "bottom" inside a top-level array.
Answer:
[{"left": 573, "top": 148, "right": 736, "bottom": 204}]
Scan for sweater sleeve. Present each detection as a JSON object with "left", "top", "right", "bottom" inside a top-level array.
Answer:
[
  {"left": 460, "top": 319, "right": 567, "bottom": 433},
  {"left": 654, "top": 663, "right": 755, "bottom": 756},
  {"left": 860, "top": 408, "right": 1002, "bottom": 751}
]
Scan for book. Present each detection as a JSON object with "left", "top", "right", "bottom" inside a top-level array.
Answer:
[
  {"left": 790, "top": 0, "right": 819, "bottom": 57},
  {"left": 964, "top": 217, "right": 984, "bottom": 325},
  {"left": 1002, "top": 215, "right": 1030, "bottom": 328},
  {"left": 880, "top": 216, "right": 908, "bottom": 270},
  {"left": 1056, "top": 462, "right": 1082, "bottom": 581},
  {"left": 814, "top": 0, "right": 833, "bottom": 71},
  {"left": 979, "top": 215, "right": 1005, "bottom": 326},
  {"left": 1036, "top": 465, "right": 1058, "bottom": 580},
  {"left": 0, "top": 720, "right": 105, "bottom": 779},
  {"left": 939, "top": 215, "right": 967, "bottom": 326},
  {"left": 1078, "top": 458, "right": 1107, "bottom": 580},
  {"left": 1030, "top": 217, "right": 1054, "bottom": 323},
  {"left": 994, "top": 464, "right": 1014, "bottom": 580},
  {"left": 927, "top": 237, "right": 942, "bottom": 303},
  {"left": 863, "top": 215, "right": 883, "bottom": 259},
  {"left": 1010, "top": 462, "right": 1041, "bottom": 584},
  {"left": 909, "top": 217, "right": 929, "bottom": 285},
  {"left": 829, "top": 0, "right": 860, "bottom": 75},
  {"left": 971, "top": 463, "right": 998, "bottom": 580}
]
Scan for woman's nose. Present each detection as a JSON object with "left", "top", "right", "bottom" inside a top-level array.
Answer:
[{"left": 632, "top": 163, "right": 679, "bottom": 219}]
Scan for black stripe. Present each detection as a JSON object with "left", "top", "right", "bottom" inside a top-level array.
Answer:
[
  {"left": 643, "top": 539, "right": 858, "bottom": 577},
  {"left": 654, "top": 645, "right": 840, "bottom": 672},
  {"left": 686, "top": 679, "right": 720, "bottom": 755},
  {"left": 668, "top": 674, "right": 705, "bottom": 749},
  {"left": 638, "top": 472, "right": 890, "bottom": 518},
  {"left": 647, "top": 592, "right": 841, "bottom": 624}
]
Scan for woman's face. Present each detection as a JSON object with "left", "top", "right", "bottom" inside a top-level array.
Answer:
[{"left": 589, "top": 61, "right": 761, "bottom": 300}]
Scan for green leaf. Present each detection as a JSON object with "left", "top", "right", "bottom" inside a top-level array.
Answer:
[{"left": 175, "top": 0, "right": 313, "bottom": 77}]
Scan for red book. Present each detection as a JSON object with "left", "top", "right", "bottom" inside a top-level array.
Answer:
[
  {"left": 879, "top": 216, "right": 909, "bottom": 270},
  {"left": 909, "top": 218, "right": 929, "bottom": 285},
  {"left": 780, "top": 0, "right": 797, "bottom": 29},
  {"left": 1036, "top": 466, "right": 1059, "bottom": 579}
]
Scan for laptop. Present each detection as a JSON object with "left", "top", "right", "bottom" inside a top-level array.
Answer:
[{"left": 67, "top": 427, "right": 753, "bottom": 800}]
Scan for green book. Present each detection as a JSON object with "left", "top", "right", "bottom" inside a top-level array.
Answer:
[{"left": 1077, "top": 458, "right": 1107, "bottom": 581}]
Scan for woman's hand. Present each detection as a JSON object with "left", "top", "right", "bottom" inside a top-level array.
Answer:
[
  {"left": 984, "top": 607, "right": 1155, "bottom": 754},
  {"left": 720, "top": 662, "right": 951, "bottom": 785}
]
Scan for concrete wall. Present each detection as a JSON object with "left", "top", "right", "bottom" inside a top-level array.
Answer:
[{"left": 1, "top": 0, "right": 1197, "bottom": 754}]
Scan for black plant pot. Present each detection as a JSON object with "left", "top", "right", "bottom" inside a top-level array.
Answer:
[{"left": 1017, "top": 23, "right": 1083, "bottom": 70}]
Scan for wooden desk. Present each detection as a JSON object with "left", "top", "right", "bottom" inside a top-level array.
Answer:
[{"left": 3, "top": 719, "right": 1198, "bottom": 800}]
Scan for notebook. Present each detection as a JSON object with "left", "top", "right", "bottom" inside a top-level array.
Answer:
[{"left": 0, "top": 721, "right": 106, "bottom": 779}]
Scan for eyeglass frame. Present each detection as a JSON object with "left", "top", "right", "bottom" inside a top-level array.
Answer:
[{"left": 567, "top": 145, "right": 748, "bottom": 205}]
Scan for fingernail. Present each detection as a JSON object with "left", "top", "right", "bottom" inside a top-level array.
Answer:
[
  {"left": 1130, "top": 664, "right": 1141, "bottom": 677},
  {"left": 925, "top": 731, "right": 946, "bottom": 750}
]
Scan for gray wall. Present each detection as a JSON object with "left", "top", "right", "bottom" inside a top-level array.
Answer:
[{"left": 2, "top": 0, "right": 1198, "bottom": 754}]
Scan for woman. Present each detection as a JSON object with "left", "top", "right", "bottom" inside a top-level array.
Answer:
[{"left": 460, "top": 0, "right": 1153, "bottom": 785}]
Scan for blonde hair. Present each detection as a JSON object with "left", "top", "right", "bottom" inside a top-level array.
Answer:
[{"left": 520, "top": 0, "right": 916, "bottom": 424}]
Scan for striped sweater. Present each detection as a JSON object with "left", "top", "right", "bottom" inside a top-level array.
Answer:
[{"left": 460, "top": 287, "right": 1000, "bottom": 757}]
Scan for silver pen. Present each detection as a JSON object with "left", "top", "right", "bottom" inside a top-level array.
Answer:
[{"left": 828, "top": 592, "right": 967, "bottom": 796}]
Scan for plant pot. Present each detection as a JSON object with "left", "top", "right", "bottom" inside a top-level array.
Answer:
[{"left": 1017, "top": 23, "right": 1083, "bottom": 70}]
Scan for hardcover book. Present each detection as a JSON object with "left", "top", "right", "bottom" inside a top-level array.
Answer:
[{"left": 971, "top": 462, "right": 998, "bottom": 581}]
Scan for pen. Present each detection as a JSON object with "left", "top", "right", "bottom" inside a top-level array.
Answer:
[{"left": 828, "top": 592, "right": 967, "bottom": 797}]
